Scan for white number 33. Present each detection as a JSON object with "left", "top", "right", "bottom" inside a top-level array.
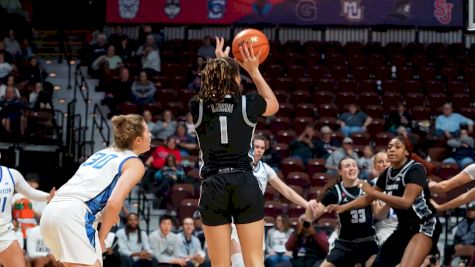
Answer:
[{"left": 350, "top": 209, "right": 366, "bottom": 223}]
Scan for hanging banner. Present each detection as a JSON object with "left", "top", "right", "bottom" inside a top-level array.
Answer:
[{"left": 107, "top": 0, "right": 462, "bottom": 27}]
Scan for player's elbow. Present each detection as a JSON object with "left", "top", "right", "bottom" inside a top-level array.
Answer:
[
  {"left": 106, "top": 198, "right": 123, "bottom": 212},
  {"left": 262, "top": 104, "right": 279, "bottom": 117}
]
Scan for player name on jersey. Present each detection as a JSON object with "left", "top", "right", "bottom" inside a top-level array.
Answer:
[{"left": 210, "top": 103, "right": 234, "bottom": 113}]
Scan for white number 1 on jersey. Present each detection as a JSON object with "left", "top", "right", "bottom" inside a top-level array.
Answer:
[{"left": 219, "top": 116, "right": 228, "bottom": 144}]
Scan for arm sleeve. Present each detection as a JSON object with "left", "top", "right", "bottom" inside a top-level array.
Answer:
[
  {"left": 435, "top": 116, "right": 442, "bottom": 130},
  {"left": 116, "top": 230, "right": 133, "bottom": 257},
  {"left": 141, "top": 231, "right": 153, "bottom": 254},
  {"left": 404, "top": 164, "right": 427, "bottom": 187},
  {"left": 320, "top": 187, "right": 338, "bottom": 206},
  {"left": 12, "top": 169, "right": 48, "bottom": 202},
  {"left": 463, "top": 164, "right": 475, "bottom": 180},
  {"left": 245, "top": 94, "right": 267, "bottom": 120},
  {"left": 193, "top": 237, "right": 203, "bottom": 253},
  {"left": 144, "top": 83, "right": 156, "bottom": 98}
]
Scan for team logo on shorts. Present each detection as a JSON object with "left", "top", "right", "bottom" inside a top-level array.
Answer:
[
  {"left": 434, "top": 0, "right": 453, "bottom": 25},
  {"left": 340, "top": 0, "right": 365, "bottom": 22},
  {"left": 208, "top": 0, "right": 227, "bottom": 19},
  {"left": 118, "top": 0, "right": 140, "bottom": 19},
  {"left": 295, "top": 0, "right": 318, "bottom": 21},
  {"left": 164, "top": 0, "right": 181, "bottom": 19}
]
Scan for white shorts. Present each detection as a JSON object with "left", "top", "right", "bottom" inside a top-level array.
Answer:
[
  {"left": 40, "top": 200, "right": 102, "bottom": 265},
  {"left": 0, "top": 223, "right": 17, "bottom": 252}
]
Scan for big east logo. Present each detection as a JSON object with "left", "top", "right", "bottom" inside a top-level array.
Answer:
[
  {"left": 434, "top": 0, "right": 453, "bottom": 25},
  {"left": 340, "top": 0, "right": 364, "bottom": 22}
]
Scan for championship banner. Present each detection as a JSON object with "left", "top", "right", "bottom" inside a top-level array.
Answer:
[{"left": 107, "top": 0, "right": 462, "bottom": 27}]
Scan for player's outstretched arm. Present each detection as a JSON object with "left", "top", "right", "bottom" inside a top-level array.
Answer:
[
  {"left": 433, "top": 187, "right": 475, "bottom": 212},
  {"left": 237, "top": 44, "right": 278, "bottom": 117},
  {"left": 13, "top": 168, "right": 54, "bottom": 202},
  {"left": 326, "top": 194, "right": 375, "bottom": 215},
  {"left": 429, "top": 170, "right": 472, "bottom": 194},
  {"left": 98, "top": 158, "right": 145, "bottom": 250},
  {"left": 270, "top": 176, "right": 308, "bottom": 208},
  {"left": 362, "top": 180, "right": 422, "bottom": 210}
]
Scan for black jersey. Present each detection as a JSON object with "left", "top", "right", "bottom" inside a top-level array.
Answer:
[
  {"left": 189, "top": 94, "right": 266, "bottom": 177},
  {"left": 376, "top": 159, "right": 437, "bottom": 230},
  {"left": 321, "top": 182, "right": 375, "bottom": 241}
]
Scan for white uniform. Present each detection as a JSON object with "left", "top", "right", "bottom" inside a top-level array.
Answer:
[
  {"left": 372, "top": 178, "right": 398, "bottom": 246},
  {"left": 0, "top": 166, "right": 48, "bottom": 252},
  {"left": 26, "top": 226, "right": 50, "bottom": 258},
  {"left": 40, "top": 148, "right": 137, "bottom": 265},
  {"left": 231, "top": 161, "right": 277, "bottom": 267},
  {"left": 464, "top": 164, "right": 475, "bottom": 180}
]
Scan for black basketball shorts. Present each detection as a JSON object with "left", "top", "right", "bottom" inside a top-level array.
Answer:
[
  {"left": 198, "top": 171, "right": 264, "bottom": 226},
  {"left": 372, "top": 218, "right": 442, "bottom": 267},
  {"left": 326, "top": 239, "right": 379, "bottom": 267}
]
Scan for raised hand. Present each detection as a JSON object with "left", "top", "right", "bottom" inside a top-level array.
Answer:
[
  {"left": 215, "top": 36, "right": 230, "bottom": 58},
  {"left": 47, "top": 187, "right": 56, "bottom": 203},
  {"left": 236, "top": 43, "right": 261, "bottom": 75}
]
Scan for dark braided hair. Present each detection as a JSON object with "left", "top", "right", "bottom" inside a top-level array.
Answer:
[
  {"left": 198, "top": 57, "right": 241, "bottom": 103},
  {"left": 125, "top": 213, "right": 142, "bottom": 244}
]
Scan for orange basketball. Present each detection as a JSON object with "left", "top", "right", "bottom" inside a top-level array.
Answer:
[{"left": 232, "top": 29, "right": 270, "bottom": 64}]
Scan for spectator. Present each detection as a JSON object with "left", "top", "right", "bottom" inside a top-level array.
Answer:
[
  {"left": 0, "top": 86, "right": 26, "bottom": 135},
  {"left": 90, "top": 33, "right": 108, "bottom": 63},
  {"left": 131, "top": 70, "right": 156, "bottom": 105},
  {"left": 20, "top": 56, "right": 48, "bottom": 85},
  {"left": 0, "top": 40, "right": 14, "bottom": 63},
  {"left": 136, "top": 34, "right": 157, "bottom": 57},
  {"left": 443, "top": 201, "right": 475, "bottom": 266},
  {"left": 152, "top": 110, "right": 177, "bottom": 141},
  {"left": 289, "top": 124, "right": 318, "bottom": 164},
  {"left": 153, "top": 154, "right": 185, "bottom": 208},
  {"left": 20, "top": 39, "right": 37, "bottom": 60},
  {"left": 265, "top": 215, "right": 294, "bottom": 267},
  {"left": 0, "top": 75, "right": 21, "bottom": 98},
  {"left": 192, "top": 211, "right": 206, "bottom": 249},
  {"left": 185, "top": 56, "right": 206, "bottom": 90},
  {"left": 146, "top": 136, "right": 182, "bottom": 169},
  {"left": 0, "top": 52, "right": 13, "bottom": 82},
  {"left": 435, "top": 103, "right": 474, "bottom": 138},
  {"left": 443, "top": 129, "right": 475, "bottom": 169},
  {"left": 92, "top": 45, "right": 123, "bottom": 71},
  {"left": 29, "top": 82, "right": 53, "bottom": 110},
  {"left": 184, "top": 112, "right": 196, "bottom": 137},
  {"left": 173, "top": 123, "right": 198, "bottom": 157},
  {"left": 141, "top": 42, "right": 161, "bottom": 75},
  {"left": 386, "top": 102, "right": 412, "bottom": 133},
  {"left": 144, "top": 110, "right": 157, "bottom": 131},
  {"left": 25, "top": 217, "right": 60, "bottom": 267},
  {"left": 338, "top": 104, "right": 372, "bottom": 137},
  {"left": 285, "top": 215, "right": 328, "bottom": 267},
  {"left": 261, "top": 137, "right": 281, "bottom": 171},
  {"left": 118, "top": 36, "right": 135, "bottom": 62},
  {"left": 4, "top": 29, "right": 21, "bottom": 57},
  {"left": 108, "top": 25, "right": 127, "bottom": 47},
  {"left": 325, "top": 137, "right": 359, "bottom": 175},
  {"left": 103, "top": 67, "right": 133, "bottom": 117},
  {"left": 197, "top": 36, "right": 215, "bottom": 59},
  {"left": 149, "top": 215, "right": 187, "bottom": 267},
  {"left": 358, "top": 145, "right": 374, "bottom": 180},
  {"left": 176, "top": 217, "right": 206, "bottom": 267},
  {"left": 116, "top": 213, "right": 154, "bottom": 267},
  {"left": 138, "top": 25, "right": 164, "bottom": 49},
  {"left": 314, "top": 126, "right": 340, "bottom": 159}
]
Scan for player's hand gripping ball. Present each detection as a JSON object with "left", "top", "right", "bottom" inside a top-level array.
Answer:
[{"left": 232, "top": 28, "right": 270, "bottom": 64}]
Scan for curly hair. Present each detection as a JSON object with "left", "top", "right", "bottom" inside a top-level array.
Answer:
[{"left": 198, "top": 57, "right": 241, "bottom": 103}]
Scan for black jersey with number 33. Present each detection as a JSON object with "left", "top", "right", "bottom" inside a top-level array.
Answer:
[
  {"left": 189, "top": 94, "right": 266, "bottom": 177},
  {"left": 321, "top": 182, "right": 375, "bottom": 241}
]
